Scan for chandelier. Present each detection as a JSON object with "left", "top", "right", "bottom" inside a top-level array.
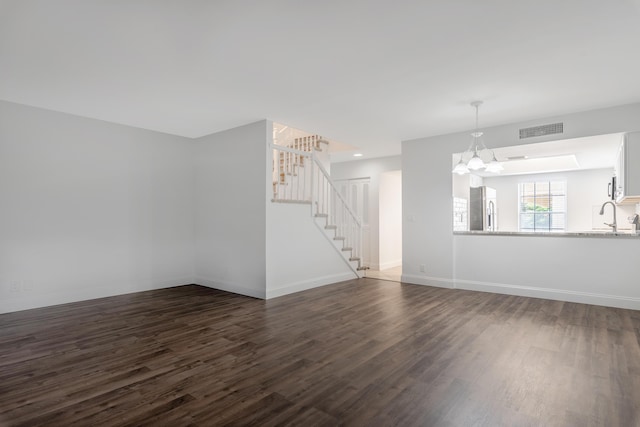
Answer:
[{"left": 452, "top": 101, "right": 503, "bottom": 175}]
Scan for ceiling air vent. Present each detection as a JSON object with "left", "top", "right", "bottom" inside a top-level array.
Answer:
[{"left": 519, "top": 122, "right": 563, "bottom": 139}]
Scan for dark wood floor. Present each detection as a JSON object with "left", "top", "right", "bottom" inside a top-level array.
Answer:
[{"left": 1, "top": 280, "right": 640, "bottom": 426}]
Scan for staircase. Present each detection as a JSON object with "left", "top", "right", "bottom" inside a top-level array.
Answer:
[{"left": 272, "top": 136, "right": 368, "bottom": 277}]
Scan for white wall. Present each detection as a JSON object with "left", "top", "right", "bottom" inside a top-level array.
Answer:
[
  {"left": 453, "top": 235, "right": 640, "bottom": 309},
  {"left": 379, "top": 171, "right": 402, "bottom": 269},
  {"left": 194, "top": 121, "right": 267, "bottom": 299},
  {"left": 403, "top": 102, "right": 640, "bottom": 309},
  {"left": 0, "top": 105, "right": 364, "bottom": 312},
  {"left": 331, "top": 156, "right": 402, "bottom": 270},
  {"left": 0, "top": 101, "right": 195, "bottom": 313},
  {"left": 265, "top": 203, "right": 355, "bottom": 298},
  {"left": 482, "top": 169, "right": 637, "bottom": 232}
]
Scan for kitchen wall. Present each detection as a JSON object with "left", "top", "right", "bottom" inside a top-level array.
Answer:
[
  {"left": 403, "top": 102, "right": 640, "bottom": 309},
  {"left": 481, "top": 168, "right": 637, "bottom": 232},
  {"left": 0, "top": 100, "right": 195, "bottom": 313}
]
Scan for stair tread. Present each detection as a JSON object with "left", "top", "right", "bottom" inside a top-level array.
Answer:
[
  {"left": 333, "top": 236, "right": 345, "bottom": 240},
  {"left": 315, "top": 213, "right": 328, "bottom": 218},
  {"left": 325, "top": 225, "right": 337, "bottom": 229},
  {"left": 341, "top": 247, "right": 353, "bottom": 251}
]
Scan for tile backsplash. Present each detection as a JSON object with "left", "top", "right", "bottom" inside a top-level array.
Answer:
[{"left": 453, "top": 197, "right": 468, "bottom": 231}]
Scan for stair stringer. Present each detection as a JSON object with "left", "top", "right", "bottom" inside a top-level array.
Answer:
[{"left": 311, "top": 213, "right": 364, "bottom": 279}]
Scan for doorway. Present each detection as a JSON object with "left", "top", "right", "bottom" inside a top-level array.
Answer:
[{"left": 368, "top": 170, "right": 402, "bottom": 282}]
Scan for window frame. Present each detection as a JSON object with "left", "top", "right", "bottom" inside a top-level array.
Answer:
[{"left": 518, "top": 180, "right": 567, "bottom": 232}]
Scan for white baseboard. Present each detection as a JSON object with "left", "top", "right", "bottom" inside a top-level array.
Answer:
[
  {"left": 455, "top": 279, "right": 640, "bottom": 310},
  {"left": 195, "top": 277, "right": 266, "bottom": 299},
  {"left": 401, "top": 274, "right": 455, "bottom": 289},
  {"left": 266, "top": 272, "right": 356, "bottom": 299},
  {"left": 401, "top": 274, "right": 640, "bottom": 310},
  {"left": 377, "top": 259, "right": 402, "bottom": 271}
]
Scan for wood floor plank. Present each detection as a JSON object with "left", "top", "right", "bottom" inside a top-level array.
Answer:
[{"left": 1, "top": 281, "right": 640, "bottom": 426}]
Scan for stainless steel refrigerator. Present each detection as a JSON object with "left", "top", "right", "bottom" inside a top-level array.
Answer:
[{"left": 469, "top": 186, "right": 497, "bottom": 231}]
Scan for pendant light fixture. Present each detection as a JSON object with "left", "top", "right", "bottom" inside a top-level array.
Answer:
[{"left": 452, "top": 101, "right": 502, "bottom": 175}]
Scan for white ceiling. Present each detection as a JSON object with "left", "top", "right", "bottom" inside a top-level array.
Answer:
[{"left": 2, "top": 1, "right": 640, "bottom": 162}]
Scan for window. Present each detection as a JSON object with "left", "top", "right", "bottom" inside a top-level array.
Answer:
[{"left": 519, "top": 181, "right": 566, "bottom": 232}]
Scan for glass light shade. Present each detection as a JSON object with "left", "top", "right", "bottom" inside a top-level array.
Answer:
[
  {"left": 485, "top": 152, "right": 504, "bottom": 173},
  {"left": 452, "top": 159, "right": 469, "bottom": 175},
  {"left": 467, "top": 153, "right": 485, "bottom": 170}
]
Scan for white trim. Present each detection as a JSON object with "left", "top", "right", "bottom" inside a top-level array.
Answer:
[
  {"left": 401, "top": 274, "right": 640, "bottom": 310},
  {"left": 376, "top": 259, "right": 402, "bottom": 271},
  {"left": 266, "top": 272, "right": 355, "bottom": 299},
  {"left": 454, "top": 279, "right": 640, "bottom": 310},
  {"left": 401, "top": 274, "right": 455, "bottom": 289},
  {"left": 195, "top": 277, "right": 266, "bottom": 299}
]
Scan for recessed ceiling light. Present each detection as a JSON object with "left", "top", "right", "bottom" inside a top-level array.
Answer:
[{"left": 353, "top": 153, "right": 363, "bottom": 157}]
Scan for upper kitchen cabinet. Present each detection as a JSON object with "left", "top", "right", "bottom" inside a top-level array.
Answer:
[{"left": 615, "top": 131, "right": 640, "bottom": 204}]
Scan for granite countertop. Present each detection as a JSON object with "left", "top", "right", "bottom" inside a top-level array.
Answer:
[{"left": 453, "top": 230, "right": 640, "bottom": 238}]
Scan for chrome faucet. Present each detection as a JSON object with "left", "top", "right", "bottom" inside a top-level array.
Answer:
[
  {"left": 599, "top": 201, "right": 617, "bottom": 232},
  {"left": 629, "top": 214, "right": 640, "bottom": 233}
]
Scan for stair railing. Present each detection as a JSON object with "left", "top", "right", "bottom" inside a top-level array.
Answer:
[
  {"left": 272, "top": 145, "right": 313, "bottom": 202},
  {"left": 270, "top": 143, "right": 364, "bottom": 270},
  {"left": 310, "top": 153, "right": 363, "bottom": 263}
]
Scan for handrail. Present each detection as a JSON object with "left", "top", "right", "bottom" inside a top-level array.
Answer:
[
  {"left": 272, "top": 144, "right": 313, "bottom": 202},
  {"left": 310, "top": 151, "right": 364, "bottom": 270}
]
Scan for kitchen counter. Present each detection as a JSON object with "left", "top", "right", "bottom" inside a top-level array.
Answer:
[{"left": 454, "top": 230, "right": 640, "bottom": 238}]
